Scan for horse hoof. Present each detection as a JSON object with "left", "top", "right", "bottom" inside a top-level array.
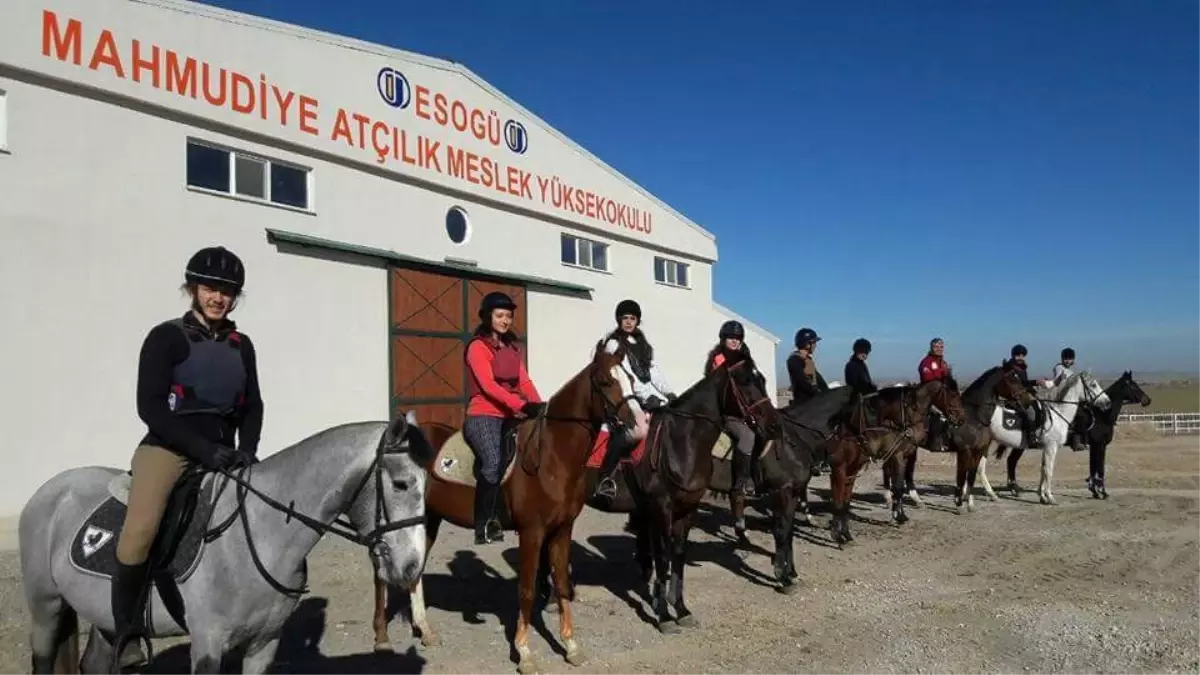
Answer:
[
  {"left": 374, "top": 641, "right": 393, "bottom": 653},
  {"left": 676, "top": 614, "right": 700, "bottom": 629},
  {"left": 986, "top": 492, "right": 999, "bottom": 502},
  {"left": 544, "top": 603, "right": 560, "bottom": 615},
  {"left": 894, "top": 513, "right": 909, "bottom": 525},
  {"left": 517, "top": 655, "right": 540, "bottom": 675},
  {"left": 419, "top": 632, "right": 441, "bottom": 648},
  {"left": 956, "top": 504, "right": 966, "bottom": 516},
  {"left": 966, "top": 502, "right": 975, "bottom": 513},
  {"left": 658, "top": 619, "right": 681, "bottom": 635},
  {"left": 565, "top": 646, "right": 587, "bottom": 666},
  {"left": 777, "top": 581, "right": 801, "bottom": 596}
]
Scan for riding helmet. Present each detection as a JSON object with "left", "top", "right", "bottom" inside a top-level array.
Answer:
[
  {"left": 1061, "top": 347, "right": 1076, "bottom": 360},
  {"left": 185, "top": 246, "right": 244, "bottom": 293},
  {"left": 719, "top": 320, "right": 745, "bottom": 340},
  {"left": 615, "top": 299, "right": 642, "bottom": 322},
  {"left": 1011, "top": 344, "right": 1028, "bottom": 357},
  {"left": 478, "top": 291, "right": 517, "bottom": 321},
  {"left": 794, "top": 327, "right": 820, "bottom": 349},
  {"left": 853, "top": 338, "right": 872, "bottom": 355}
]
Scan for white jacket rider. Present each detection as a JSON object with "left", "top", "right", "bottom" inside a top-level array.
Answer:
[{"left": 595, "top": 299, "right": 672, "bottom": 440}]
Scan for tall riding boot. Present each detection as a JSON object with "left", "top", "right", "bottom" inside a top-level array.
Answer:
[
  {"left": 732, "top": 452, "right": 753, "bottom": 496},
  {"left": 109, "top": 560, "right": 149, "bottom": 673},
  {"left": 473, "top": 481, "right": 504, "bottom": 545},
  {"left": 593, "top": 433, "right": 628, "bottom": 499}
]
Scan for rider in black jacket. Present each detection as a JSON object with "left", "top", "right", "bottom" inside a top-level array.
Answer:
[{"left": 844, "top": 338, "right": 878, "bottom": 396}]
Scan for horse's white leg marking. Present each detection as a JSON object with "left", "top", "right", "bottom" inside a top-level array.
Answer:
[
  {"left": 907, "top": 487, "right": 924, "bottom": 507},
  {"left": 410, "top": 578, "right": 438, "bottom": 647},
  {"left": 241, "top": 635, "right": 280, "bottom": 675},
  {"left": 978, "top": 454, "right": 999, "bottom": 501},
  {"left": 1041, "top": 441, "right": 1059, "bottom": 505}
]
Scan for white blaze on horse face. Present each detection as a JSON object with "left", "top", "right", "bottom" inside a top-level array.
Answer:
[{"left": 610, "top": 364, "right": 649, "bottom": 440}]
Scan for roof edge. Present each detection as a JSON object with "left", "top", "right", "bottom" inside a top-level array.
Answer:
[
  {"left": 264, "top": 228, "right": 594, "bottom": 294},
  {"left": 712, "top": 302, "right": 780, "bottom": 344},
  {"left": 136, "top": 0, "right": 718, "bottom": 246}
]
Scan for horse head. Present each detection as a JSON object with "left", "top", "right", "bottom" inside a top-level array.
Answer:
[
  {"left": 1112, "top": 370, "right": 1152, "bottom": 408},
  {"left": 995, "top": 365, "right": 1034, "bottom": 407},
  {"left": 1076, "top": 370, "right": 1112, "bottom": 410},
  {"left": 587, "top": 340, "right": 648, "bottom": 437},
  {"left": 721, "top": 351, "right": 783, "bottom": 438},
  {"left": 347, "top": 410, "right": 433, "bottom": 591},
  {"left": 928, "top": 378, "right": 966, "bottom": 426}
]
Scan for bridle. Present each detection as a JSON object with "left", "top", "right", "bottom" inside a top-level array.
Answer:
[{"left": 203, "top": 424, "right": 427, "bottom": 597}]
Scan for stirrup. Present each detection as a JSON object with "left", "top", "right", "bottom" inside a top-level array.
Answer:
[
  {"left": 595, "top": 477, "right": 618, "bottom": 498},
  {"left": 109, "top": 631, "right": 154, "bottom": 674}
]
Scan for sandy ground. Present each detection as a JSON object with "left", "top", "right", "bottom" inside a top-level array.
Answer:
[{"left": 0, "top": 435, "right": 1196, "bottom": 674}]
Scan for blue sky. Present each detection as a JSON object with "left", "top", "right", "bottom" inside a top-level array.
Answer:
[{"left": 199, "top": 0, "right": 1199, "bottom": 380}]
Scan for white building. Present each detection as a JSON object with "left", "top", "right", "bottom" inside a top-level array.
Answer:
[{"left": 0, "top": 0, "right": 779, "bottom": 515}]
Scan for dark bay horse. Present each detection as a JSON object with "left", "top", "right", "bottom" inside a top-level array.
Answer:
[
  {"left": 1000, "top": 371, "right": 1151, "bottom": 500},
  {"left": 880, "top": 368, "right": 1032, "bottom": 512},
  {"left": 370, "top": 345, "right": 644, "bottom": 675},
  {"left": 826, "top": 380, "right": 965, "bottom": 545},
  {"left": 710, "top": 386, "right": 853, "bottom": 593},
  {"left": 584, "top": 353, "right": 781, "bottom": 632}
]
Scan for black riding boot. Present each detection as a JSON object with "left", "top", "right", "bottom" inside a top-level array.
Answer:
[
  {"left": 594, "top": 433, "right": 629, "bottom": 499},
  {"left": 732, "top": 452, "right": 754, "bottom": 496},
  {"left": 473, "top": 481, "right": 504, "bottom": 545},
  {"left": 109, "top": 560, "right": 150, "bottom": 673}
]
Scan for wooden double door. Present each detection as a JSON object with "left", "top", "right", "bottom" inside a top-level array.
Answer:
[{"left": 389, "top": 266, "right": 527, "bottom": 428}]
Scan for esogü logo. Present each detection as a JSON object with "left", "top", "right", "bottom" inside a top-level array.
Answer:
[{"left": 376, "top": 66, "right": 528, "bottom": 155}]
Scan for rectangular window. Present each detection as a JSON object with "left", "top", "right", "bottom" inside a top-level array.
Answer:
[
  {"left": 0, "top": 89, "right": 8, "bottom": 152},
  {"left": 560, "top": 233, "right": 609, "bottom": 272},
  {"left": 185, "top": 139, "right": 312, "bottom": 211},
  {"left": 654, "top": 256, "right": 690, "bottom": 289}
]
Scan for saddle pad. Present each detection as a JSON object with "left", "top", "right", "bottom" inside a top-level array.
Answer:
[
  {"left": 431, "top": 430, "right": 518, "bottom": 489},
  {"left": 1000, "top": 408, "right": 1021, "bottom": 431},
  {"left": 585, "top": 416, "right": 663, "bottom": 470},
  {"left": 69, "top": 473, "right": 218, "bottom": 584}
]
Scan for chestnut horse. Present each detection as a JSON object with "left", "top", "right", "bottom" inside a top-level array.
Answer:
[
  {"left": 584, "top": 353, "right": 782, "bottom": 632},
  {"left": 370, "top": 344, "right": 645, "bottom": 674},
  {"left": 881, "top": 367, "right": 1031, "bottom": 512},
  {"left": 826, "top": 380, "right": 965, "bottom": 545}
]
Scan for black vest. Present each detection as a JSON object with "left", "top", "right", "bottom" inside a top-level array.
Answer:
[{"left": 167, "top": 319, "right": 248, "bottom": 417}]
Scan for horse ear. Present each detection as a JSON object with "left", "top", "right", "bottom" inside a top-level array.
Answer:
[{"left": 382, "top": 410, "right": 411, "bottom": 451}]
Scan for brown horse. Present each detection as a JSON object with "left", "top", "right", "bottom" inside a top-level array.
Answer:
[
  {"left": 370, "top": 343, "right": 644, "bottom": 674},
  {"left": 583, "top": 353, "right": 782, "bottom": 632},
  {"left": 826, "top": 379, "right": 965, "bottom": 545}
]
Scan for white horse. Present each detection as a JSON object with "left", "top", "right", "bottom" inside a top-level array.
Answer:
[{"left": 977, "top": 371, "right": 1110, "bottom": 505}]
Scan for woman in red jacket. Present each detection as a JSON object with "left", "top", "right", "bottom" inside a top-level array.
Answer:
[{"left": 464, "top": 291, "right": 544, "bottom": 545}]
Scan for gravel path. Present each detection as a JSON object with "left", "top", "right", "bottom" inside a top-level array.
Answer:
[{"left": 1, "top": 436, "right": 1196, "bottom": 673}]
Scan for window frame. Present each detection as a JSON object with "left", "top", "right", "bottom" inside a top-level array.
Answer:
[
  {"left": 185, "top": 138, "right": 314, "bottom": 213},
  {"left": 653, "top": 255, "right": 691, "bottom": 289},
  {"left": 559, "top": 233, "right": 610, "bottom": 274}
]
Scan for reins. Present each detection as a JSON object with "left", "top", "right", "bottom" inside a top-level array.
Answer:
[{"left": 201, "top": 425, "right": 426, "bottom": 597}]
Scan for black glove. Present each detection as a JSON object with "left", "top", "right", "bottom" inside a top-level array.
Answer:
[
  {"left": 521, "top": 401, "right": 547, "bottom": 418},
  {"left": 666, "top": 393, "right": 678, "bottom": 403},
  {"left": 208, "top": 444, "right": 254, "bottom": 471},
  {"left": 645, "top": 396, "right": 665, "bottom": 410}
]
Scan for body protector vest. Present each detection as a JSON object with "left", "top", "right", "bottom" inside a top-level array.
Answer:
[
  {"left": 167, "top": 319, "right": 248, "bottom": 417},
  {"left": 466, "top": 336, "right": 524, "bottom": 400}
]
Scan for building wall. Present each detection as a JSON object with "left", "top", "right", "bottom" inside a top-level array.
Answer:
[{"left": 0, "top": 0, "right": 777, "bottom": 516}]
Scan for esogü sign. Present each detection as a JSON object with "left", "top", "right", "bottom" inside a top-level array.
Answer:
[
  {"left": 376, "top": 66, "right": 528, "bottom": 155},
  {"left": 36, "top": 9, "right": 651, "bottom": 236}
]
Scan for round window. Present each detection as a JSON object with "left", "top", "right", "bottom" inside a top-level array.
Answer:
[{"left": 445, "top": 206, "right": 470, "bottom": 244}]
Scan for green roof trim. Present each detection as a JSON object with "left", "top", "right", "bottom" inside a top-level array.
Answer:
[{"left": 264, "top": 228, "right": 594, "bottom": 294}]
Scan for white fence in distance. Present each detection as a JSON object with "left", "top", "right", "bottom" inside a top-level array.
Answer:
[{"left": 1117, "top": 412, "right": 1200, "bottom": 435}]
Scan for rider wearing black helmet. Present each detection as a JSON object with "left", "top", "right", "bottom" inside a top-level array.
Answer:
[
  {"left": 464, "top": 291, "right": 544, "bottom": 544},
  {"left": 844, "top": 338, "right": 878, "bottom": 396},
  {"left": 112, "top": 246, "right": 264, "bottom": 661},
  {"left": 787, "top": 327, "right": 829, "bottom": 407},
  {"left": 705, "top": 320, "right": 763, "bottom": 495},
  {"left": 1002, "top": 343, "right": 1048, "bottom": 437}
]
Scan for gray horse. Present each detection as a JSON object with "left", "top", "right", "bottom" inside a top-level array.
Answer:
[{"left": 20, "top": 410, "right": 433, "bottom": 674}]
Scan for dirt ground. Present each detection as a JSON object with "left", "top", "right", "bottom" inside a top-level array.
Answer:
[{"left": 0, "top": 435, "right": 1196, "bottom": 674}]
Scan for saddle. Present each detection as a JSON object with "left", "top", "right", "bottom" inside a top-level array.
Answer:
[
  {"left": 1000, "top": 399, "right": 1046, "bottom": 449},
  {"left": 430, "top": 421, "right": 523, "bottom": 489},
  {"left": 71, "top": 466, "right": 221, "bottom": 632}
]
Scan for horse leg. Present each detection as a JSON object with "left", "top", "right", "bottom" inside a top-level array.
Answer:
[
  {"left": 513, "top": 526, "right": 547, "bottom": 675},
  {"left": 828, "top": 455, "right": 854, "bottom": 546},
  {"left": 795, "top": 480, "right": 812, "bottom": 527},
  {"left": 730, "top": 489, "right": 749, "bottom": 544},
  {"left": 954, "top": 447, "right": 969, "bottom": 513},
  {"left": 409, "top": 513, "right": 442, "bottom": 647},
  {"left": 1039, "top": 442, "right": 1059, "bottom": 505},
  {"left": 633, "top": 509, "right": 652, "bottom": 588},
  {"left": 1006, "top": 446, "right": 1024, "bottom": 495},
  {"left": 881, "top": 465, "right": 892, "bottom": 508},
  {"left": 649, "top": 503, "right": 676, "bottom": 634},
  {"left": 978, "top": 443, "right": 999, "bottom": 501},
  {"left": 886, "top": 456, "right": 908, "bottom": 525},
  {"left": 28, "top": 594, "right": 78, "bottom": 675},
  {"left": 189, "top": 632, "right": 227, "bottom": 674},
  {"left": 1095, "top": 441, "right": 1108, "bottom": 499},
  {"left": 669, "top": 511, "right": 699, "bottom": 629},
  {"left": 773, "top": 485, "right": 800, "bottom": 594},
  {"left": 546, "top": 522, "right": 586, "bottom": 666},
  {"left": 241, "top": 634, "right": 281, "bottom": 675},
  {"left": 904, "top": 451, "right": 924, "bottom": 508}
]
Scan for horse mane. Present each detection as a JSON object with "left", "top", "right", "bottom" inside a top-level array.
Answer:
[
  {"left": 1040, "top": 370, "right": 1084, "bottom": 402},
  {"left": 962, "top": 365, "right": 1003, "bottom": 405}
]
